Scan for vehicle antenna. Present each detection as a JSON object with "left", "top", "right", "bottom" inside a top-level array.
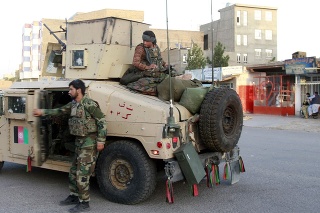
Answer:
[
  {"left": 165, "top": 0, "right": 180, "bottom": 138},
  {"left": 165, "top": 0, "right": 173, "bottom": 106}
]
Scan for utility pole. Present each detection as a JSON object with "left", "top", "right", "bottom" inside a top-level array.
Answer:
[{"left": 211, "top": 0, "right": 214, "bottom": 84}]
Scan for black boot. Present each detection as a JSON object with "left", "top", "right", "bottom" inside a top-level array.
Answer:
[
  {"left": 59, "top": 195, "right": 79, "bottom": 206},
  {"left": 69, "top": 201, "right": 90, "bottom": 213}
]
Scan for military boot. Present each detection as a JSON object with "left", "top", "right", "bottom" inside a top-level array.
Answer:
[
  {"left": 59, "top": 195, "right": 79, "bottom": 206},
  {"left": 68, "top": 201, "right": 90, "bottom": 213}
]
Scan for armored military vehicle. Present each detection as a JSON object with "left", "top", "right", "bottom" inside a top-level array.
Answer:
[{"left": 0, "top": 17, "right": 244, "bottom": 204}]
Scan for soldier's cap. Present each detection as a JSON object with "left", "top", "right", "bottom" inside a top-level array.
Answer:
[{"left": 142, "top": 30, "right": 156, "bottom": 42}]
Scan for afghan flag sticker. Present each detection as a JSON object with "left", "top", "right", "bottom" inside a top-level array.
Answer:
[{"left": 14, "top": 126, "right": 29, "bottom": 144}]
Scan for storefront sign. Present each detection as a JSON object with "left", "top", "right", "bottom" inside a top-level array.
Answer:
[{"left": 285, "top": 57, "right": 317, "bottom": 74}]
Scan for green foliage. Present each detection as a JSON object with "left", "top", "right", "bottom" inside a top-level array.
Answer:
[
  {"left": 269, "top": 57, "right": 276, "bottom": 62},
  {"left": 185, "top": 44, "right": 206, "bottom": 70},
  {"left": 212, "top": 42, "right": 229, "bottom": 68}
]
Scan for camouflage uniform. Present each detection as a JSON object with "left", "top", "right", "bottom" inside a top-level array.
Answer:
[
  {"left": 43, "top": 95, "right": 107, "bottom": 202},
  {"left": 132, "top": 43, "right": 166, "bottom": 71},
  {"left": 127, "top": 44, "right": 168, "bottom": 96}
]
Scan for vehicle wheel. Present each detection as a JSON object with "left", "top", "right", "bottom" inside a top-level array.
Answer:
[
  {"left": 96, "top": 140, "right": 157, "bottom": 204},
  {"left": 199, "top": 88, "right": 243, "bottom": 152},
  {"left": 0, "top": 161, "right": 4, "bottom": 170}
]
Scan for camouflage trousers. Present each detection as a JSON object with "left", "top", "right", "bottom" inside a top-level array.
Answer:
[
  {"left": 126, "top": 76, "right": 166, "bottom": 96},
  {"left": 69, "top": 136, "right": 98, "bottom": 202}
]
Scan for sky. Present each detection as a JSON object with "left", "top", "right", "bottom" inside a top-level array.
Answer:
[{"left": 1, "top": 0, "right": 319, "bottom": 77}]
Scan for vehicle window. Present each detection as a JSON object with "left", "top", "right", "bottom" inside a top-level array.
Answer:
[{"left": 8, "top": 97, "right": 26, "bottom": 113}]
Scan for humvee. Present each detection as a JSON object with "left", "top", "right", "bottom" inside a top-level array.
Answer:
[{"left": 0, "top": 17, "right": 244, "bottom": 204}]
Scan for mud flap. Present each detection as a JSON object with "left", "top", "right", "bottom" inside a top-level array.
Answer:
[
  {"left": 229, "top": 159, "right": 240, "bottom": 184},
  {"left": 227, "top": 145, "right": 241, "bottom": 184}
]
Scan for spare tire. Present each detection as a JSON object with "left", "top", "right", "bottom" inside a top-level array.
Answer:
[{"left": 199, "top": 88, "right": 243, "bottom": 152}]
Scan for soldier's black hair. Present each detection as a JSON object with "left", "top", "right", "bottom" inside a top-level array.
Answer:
[{"left": 69, "top": 79, "right": 86, "bottom": 95}]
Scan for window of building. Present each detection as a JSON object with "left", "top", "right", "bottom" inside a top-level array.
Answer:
[
  {"left": 182, "top": 53, "right": 188, "bottom": 64},
  {"left": 220, "top": 83, "right": 234, "bottom": 89},
  {"left": 255, "top": 30, "right": 262, "bottom": 39},
  {"left": 265, "top": 30, "right": 272, "bottom": 40},
  {"left": 254, "top": 10, "right": 261, "bottom": 20},
  {"left": 243, "top": 11, "right": 248, "bottom": 26},
  {"left": 237, "top": 11, "right": 241, "bottom": 25},
  {"left": 23, "top": 46, "right": 31, "bottom": 51},
  {"left": 266, "top": 49, "right": 273, "bottom": 58},
  {"left": 237, "top": 35, "right": 241, "bottom": 45},
  {"left": 243, "top": 54, "right": 248, "bottom": 63},
  {"left": 265, "top": 11, "right": 272, "bottom": 21},
  {"left": 204, "top": 34, "right": 208, "bottom": 50},
  {"left": 237, "top": 53, "right": 241, "bottom": 63},
  {"left": 243, "top": 35, "right": 247, "bottom": 46},
  {"left": 255, "top": 49, "right": 262, "bottom": 57}
]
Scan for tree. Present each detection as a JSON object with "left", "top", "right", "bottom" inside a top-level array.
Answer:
[
  {"left": 207, "top": 42, "right": 229, "bottom": 68},
  {"left": 185, "top": 43, "right": 206, "bottom": 70}
]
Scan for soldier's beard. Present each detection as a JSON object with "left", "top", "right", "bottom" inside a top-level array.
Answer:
[{"left": 70, "top": 91, "right": 79, "bottom": 100}]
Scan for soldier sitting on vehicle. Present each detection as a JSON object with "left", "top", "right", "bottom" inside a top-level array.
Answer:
[
  {"left": 120, "top": 30, "right": 201, "bottom": 101},
  {"left": 120, "top": 30, "right": 169, "bottom": 96}
]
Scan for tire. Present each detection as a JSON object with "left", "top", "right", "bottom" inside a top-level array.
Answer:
[
  {"left": 0, "top": 161, "right": 4, "bottom": 171},
  {"left": 96, "top": 140, "right": 157, "bottom": 205},
  {"left": 199, "top": 88, "right": 243, "bottom": 152}
]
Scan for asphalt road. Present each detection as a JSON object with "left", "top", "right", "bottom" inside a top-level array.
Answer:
[{"left": 0, "top": 125, "right": 320, "bottom": 213}]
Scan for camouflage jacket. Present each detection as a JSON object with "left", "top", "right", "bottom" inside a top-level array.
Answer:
[
  {"left": 43, "top": 95, "right": 107, "bottom": 144},
  {"left": 132, "top": 43, "right": 166, "bottom": 71}
]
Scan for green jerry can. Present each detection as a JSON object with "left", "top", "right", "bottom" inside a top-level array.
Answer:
[{"left": 174, "top": 142, "right": 206, "bottom": 185}]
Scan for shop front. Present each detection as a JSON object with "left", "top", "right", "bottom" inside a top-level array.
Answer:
[{"left": 252, "top": 75, "right": 295, "bottom": 116}]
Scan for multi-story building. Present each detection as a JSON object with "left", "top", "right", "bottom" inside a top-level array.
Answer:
[
  {"left": 21, "top": 21, "right": 41, "bottom": 81},
  {"left": 200, "top": 4, "right": 277, "bottom": 66},
  {"left": 21, "top": 19, "right": 66, "bottom": 82}
]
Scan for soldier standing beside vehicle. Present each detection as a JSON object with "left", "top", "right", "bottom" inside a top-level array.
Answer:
[{"left": 33, "top": 79, "right": 107, "bottom": 213}]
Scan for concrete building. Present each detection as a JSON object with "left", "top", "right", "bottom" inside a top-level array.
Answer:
[
  {"left": 70, "top": 8, "right": 144, "bottom": 22},
  {"left": 292, "top": 51, "right": 306, "bottom": 59},
  {"left": 161, "top": 48, "right": 189, "bottom": 74},
  {"left": 21, "top": 21, "right": 41, "bottom": 81},
  {"left": 21, "top": 19, "right": 66, "bottom": 82},
  {"left": 200, "top": 4, "right": 277, "bottom": 66},
  {"left": 152, "top": 29, "right": 203, "bottom": 73}
]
